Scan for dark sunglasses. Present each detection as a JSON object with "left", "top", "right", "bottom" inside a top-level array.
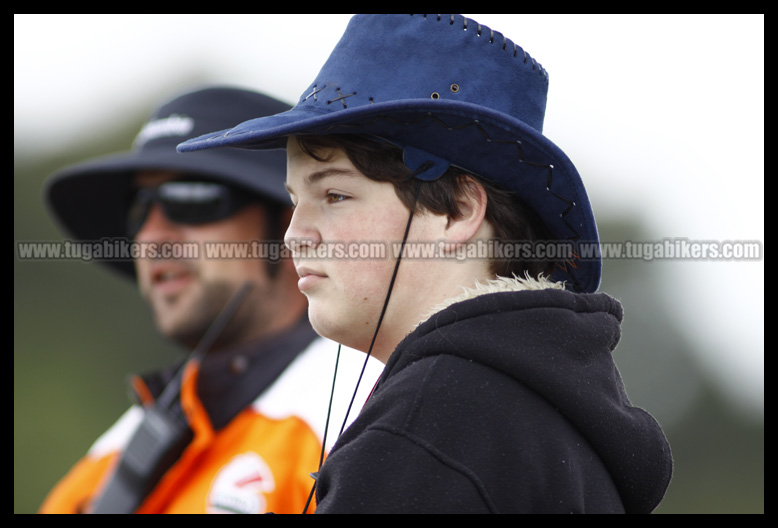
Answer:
[{"left": 127, "top": 180, "right": 253, "bottom": 238}]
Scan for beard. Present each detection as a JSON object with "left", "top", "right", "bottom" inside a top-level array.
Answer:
[{"left": 153, "top": 280, "right": 254, "bottom": 352}]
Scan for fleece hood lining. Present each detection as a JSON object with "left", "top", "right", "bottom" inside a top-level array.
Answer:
[{"left": 420, "top": 273, "right": 565, "bottom": 326}]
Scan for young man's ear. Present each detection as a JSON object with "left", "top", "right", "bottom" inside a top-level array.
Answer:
[{"left": 440, "top": 176, "right": 491, "bottom": 254}]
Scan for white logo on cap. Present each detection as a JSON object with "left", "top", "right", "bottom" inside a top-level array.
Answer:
[{"left": 133, "top": 114, "right": 195, "bottom": 148}]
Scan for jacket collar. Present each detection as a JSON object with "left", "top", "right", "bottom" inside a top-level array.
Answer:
[{"left": 131, "top": 316, "right": 318, "bottom": 431}]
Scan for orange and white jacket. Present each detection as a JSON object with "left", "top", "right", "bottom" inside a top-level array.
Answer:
[{"left": 39, "top": 323, "right": 383, "bottom": 515}]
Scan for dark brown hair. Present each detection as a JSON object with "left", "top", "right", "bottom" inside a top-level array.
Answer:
[{"left": 293, "top": 134, "right": 556, "bottom": 279}]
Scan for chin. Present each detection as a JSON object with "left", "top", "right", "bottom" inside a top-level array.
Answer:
[
  {"left": 308, "top": 306, "right": 369, "bottom": 353},
  {"left": 153, "top": 311, "right": 201, "bottom": 347},
  {"left": 307, "top": 306, "right": 336, "bottom": 341},
  {"left": 150, "top": 283, "right": 228, "bottom": 348}
]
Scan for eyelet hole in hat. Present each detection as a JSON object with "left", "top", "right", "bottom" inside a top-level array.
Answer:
[
  {"left": 430, "top": 92, "right": 440, "bottom": 99},
  {"left": 450, "top": 84, "right": 460, "bottom": 93}
]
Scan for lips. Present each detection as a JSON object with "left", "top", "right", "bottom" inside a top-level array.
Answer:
[
  {"left": 148, "top": 262, "right": 194, "bottom": 296},
  {"left": 296, "top": 266, "right": 327, "bottom": 292}
]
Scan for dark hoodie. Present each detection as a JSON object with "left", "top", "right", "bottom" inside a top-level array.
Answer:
[{"left": 315, "top": 278, "right": 673, "bottom": 513}]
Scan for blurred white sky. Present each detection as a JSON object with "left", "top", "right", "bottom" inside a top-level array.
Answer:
[{"left": 14, "top": 14, "right": 763, "bottom": 415}]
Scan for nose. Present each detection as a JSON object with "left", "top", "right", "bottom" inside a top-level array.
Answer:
[
  {"left": 134, "top": 203, "right": 181, "bottom": 243},
  {"left": 284, "top": 204, "right": 321, "bottom": 255}
]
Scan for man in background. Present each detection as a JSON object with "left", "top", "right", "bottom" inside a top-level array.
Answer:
[{"left": 38, "top": 86, "right": 382, "bottom": 514}]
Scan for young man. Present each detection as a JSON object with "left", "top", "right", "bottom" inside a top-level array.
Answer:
[
  {"left": 178, "top": 15, "right": 673, "bottom": 513},
  {"left": 39, "top": 86, "right": 382, "bottom": 514}
]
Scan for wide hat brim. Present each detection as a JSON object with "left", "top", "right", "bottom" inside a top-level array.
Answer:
[
  {"left": 178, "top": 15, "right": 601, "bottom": 293},
  {"left": 45, "top": 86, "right": 291, "bottom": 280}
]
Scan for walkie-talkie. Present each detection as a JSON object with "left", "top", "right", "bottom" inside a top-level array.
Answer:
[{"left": 89, "top": 283, "right": 253, "bottom": 514}]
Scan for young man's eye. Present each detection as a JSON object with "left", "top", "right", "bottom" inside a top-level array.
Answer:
[{"left": 326, "top": 193, "right": 348, "bottom": 203}]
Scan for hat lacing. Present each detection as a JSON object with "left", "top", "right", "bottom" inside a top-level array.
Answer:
[{"left": 419, "top": 14, "right": 547, "bottom": 77}]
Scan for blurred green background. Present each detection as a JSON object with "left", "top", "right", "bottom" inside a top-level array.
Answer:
[
  {"left": 14, "top": 80, "right": 764, "bottom": 516},
  {"left": 15, "top": 14, "right": 763, "bottom": 514}
]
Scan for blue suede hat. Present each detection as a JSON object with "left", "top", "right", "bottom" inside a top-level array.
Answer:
[
  {"left": 45, "top": 86, "right": 291, "bottom": 279},
  {"left": 178, "top": 15, "right": 601, "bottom": 293}
]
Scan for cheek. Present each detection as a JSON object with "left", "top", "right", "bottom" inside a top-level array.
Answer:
[
  {"left": 307, "top": 259, "right": 392, "bottom": 347},
  {"left": 340, "top": 259, "right": 390, "bottom": 298},
  {"left": 184, "top": 218, "right": 267, "bottom": 281},
  {"left": 332, "top": 208, "right": 408, "bottom": 245},
  {"left": 328, "top": 208, "right": 413, "bottom": 289},
  {"left": 134, "top": 259, "right": 152, "bottom": 292}
]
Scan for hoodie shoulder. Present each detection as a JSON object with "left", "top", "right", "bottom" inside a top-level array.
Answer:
[{"left": 388, "top": 286, "right": 671, "bottom": 513}]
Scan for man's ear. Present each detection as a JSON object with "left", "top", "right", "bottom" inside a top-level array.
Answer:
[{"left": 440, "top": 177, "right": 491, "bottom": 254}]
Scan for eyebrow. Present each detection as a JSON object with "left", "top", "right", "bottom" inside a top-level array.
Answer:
[{"left": 285, "top": 168, "right": 360, "bottom": 194}]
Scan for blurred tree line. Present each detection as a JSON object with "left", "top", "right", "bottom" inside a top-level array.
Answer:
[{"left": 14, "top": 88, "right": 763, "bottom": 514}]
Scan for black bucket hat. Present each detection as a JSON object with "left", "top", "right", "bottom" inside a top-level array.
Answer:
[
  {"left": 45, "top": 86, "right": 291, "bottom": 279},
  {"left": 178, "top": 15, "right": 602, "bottom": 293}
]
